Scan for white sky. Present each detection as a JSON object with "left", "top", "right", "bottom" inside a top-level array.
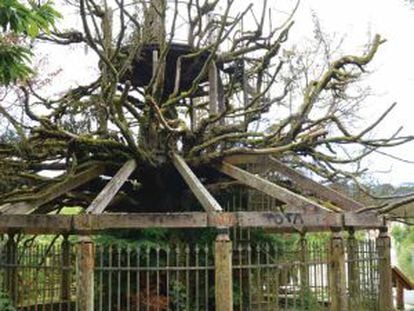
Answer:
[{"left": 34, "top": 0, "right": 414, "bottom": 186}]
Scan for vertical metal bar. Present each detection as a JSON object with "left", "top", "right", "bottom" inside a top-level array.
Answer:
[
  {"left": 185, "top": 245, "right": 190, "bottom": 311},
  {"left": 50, "top": 245, "right": 56, "bottom": 310},
  {"left": 35, "top": 244, "right": 39, "bottom": 311},
  {"left": 117, "top": 244, "right": 122, "bottom": 311},
  {"left": 204, "top": 245, "right": 209, "bottom": 311},
  {"left": 195, "top": 244, "right": 199, "bottom": 311},
  {"left": 265, "top": 243, "right": 270, "bottom": 311},
  {"left": 175, "top": 245, "right": 180, "bottom": 311},
  {"left": 136, "top": 246, "right": 140, "bottom": 311},
  {"left": 146, "top": 246, "right": 150, "bottom": 311},
  {"left": 108, "top": 245, "right": 113, "bottom": 311},
  {"left": 127, "top": 245, "right": 131, "bottom": 311},
  {"left": 247, "top": 244, "right": 252, "bottom": 310},
  {"left": 156, "top": 246, "right": 160, "bottom": 311},
  {"left": 238, "top": 244, "right": 243, "bottom": 311},
  {"left": 42, "top": 244, "right": 46, "bottom": 311},
  {"left": 256, "top": 245, "right": 262, "bottom": 311},
  {"left": 99, "top": 245, "right": 103, "bottom": 311},
  {"left": 166, "top": 247, "right": 170, "bottom": 311}
]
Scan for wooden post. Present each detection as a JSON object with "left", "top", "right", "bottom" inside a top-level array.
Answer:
[
  {"left": 77, "top": 236, "right": 94, "bottom": 311},
  {"left": 347, "top": 229, "right": 359, "bottom": 309},
  {"left": 5, "top": 233, "right": 17, "bottom": 304},
  {"left": 61, "top": 234, "right": 71, "bottom": 305},
  {"left": 396, "top": 280, "right": 404, "bottom": 310},
  {"left": 299, "top": 233, "right": 309, "bottom": 306},
  {"left": 214, "top": 229, "right": 233, "bottom": 311},
  {"left": 377, "top": 228, "right": 393, "bottom": 311},
  {"left": 329, "top": 231, "right": 347, "bottom": 311}
]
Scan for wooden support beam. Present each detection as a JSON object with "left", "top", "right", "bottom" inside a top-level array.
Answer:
[
  {"left": 0, "top": 165, "right": 105, "bottom": 215},
  {"left": 76, "top": 236, "right": 94, "bottom": 311},
  {"left": 61, "top": 234, "right": 71, "bottom": 305},
  {"left": 86, "top": 160, "right": 136, "bottom": 214},
  {"left": 172, "top": 153, "right": 222, "bottom": 212},
  {"left": 209, "top": 61, "right": 218, "bottom": 115},
  {"left": 347, "top": 230, "right": 360, "bottom": 310},
  {"left": 5, "top": 234, "right": 17, "bottom": 304},
  {"left": 377, "top": 228, "right": 393, "bottom": 311},
  {"left": 0, "top": 211, "right": 383, "bottom": 234},
  {"left": 214, "top": 231, "right": 233, "bottom": 311},
  {"left": 329, "top": 231, "right": 348, "bottom": 311},
  {"left": 216, "top": 161, "right": 340, "bottom": 212},
  {"left": 224, "top": 154, "right": 363, "bottom": 211},
  {"left": 267, "top": 157, "right": 362, "bottom": 211}
]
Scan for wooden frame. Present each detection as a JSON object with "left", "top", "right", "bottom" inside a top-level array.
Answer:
[
  {"left": 224, "top": 155, "right": 363, "bottom": 211},
  {"left": 86, "top": 160, "right": 137, "bottom": 214},
  {"left": 0, "top": 211, "right": 384, "bottom": 234},
  {"left": 173, "top": 153, "right": 222, "bottom": 212},
  {"left": 0, "top": 155, "right": 386, "bottom": 234},
  {"left": 216, "top": 161, "right": 340, "bottom": 212},
  {"left": 0, "top": 165, "right": 105, "bottom": 215}
]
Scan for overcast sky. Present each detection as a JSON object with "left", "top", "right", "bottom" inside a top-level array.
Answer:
[{"left": 36, "top": 0, "right": 414, "bottom": 186}]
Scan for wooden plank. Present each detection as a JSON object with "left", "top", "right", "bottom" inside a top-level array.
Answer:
[
  {"left": 344, "top": 212, "right": 385, "bottom": 228},
  {"left": 172, "top": 153, "right": 222, "bottom": 212},
  {"left": 86, "top": 160, "right": 136, "bottom": 214},
  {"left": 0, "top": 211, "right": 382, "bottom": 234},
  {"left": 224, "top": 154, "right": 363, "bottom": 211},
  {"left": 216, "top": 161, "right": 340, "bottom": 212},
  {"left": 0, "top": 165, "right": 105, "bottom": 215},
  {"left": 267, "top": 157, "right": 362, "bottom": 211}
]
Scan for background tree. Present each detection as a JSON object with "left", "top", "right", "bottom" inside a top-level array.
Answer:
[{"left": 0, "top": 0, "right": 412, "bottom": 215}]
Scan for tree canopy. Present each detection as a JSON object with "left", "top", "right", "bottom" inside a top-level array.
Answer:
[{"left": 0, "top": 0, "right": 413, "bottom": 215}]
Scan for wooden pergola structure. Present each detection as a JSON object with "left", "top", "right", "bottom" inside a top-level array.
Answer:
[
  {"left": 0, "top": 152, "right": 392, "bottom": 311},
  {"left": 0, "top": 6, "right": 397, "bottom": 309}
]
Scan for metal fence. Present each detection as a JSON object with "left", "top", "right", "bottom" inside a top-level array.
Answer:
[{"left": 0, "top": 235, "right": 381, "bottom": 311}]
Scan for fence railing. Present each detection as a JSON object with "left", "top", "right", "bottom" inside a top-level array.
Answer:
[{"left": 0, "top": 233, "right": 387, "bottom": 311}]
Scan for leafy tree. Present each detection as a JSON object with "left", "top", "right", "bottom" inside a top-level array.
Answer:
[{"left": 0, "top": 0, "right": 61, "bottom": 85}]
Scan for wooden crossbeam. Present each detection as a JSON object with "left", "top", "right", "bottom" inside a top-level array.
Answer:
[
  {"left": 0, "top": 211, "right": 384, "bottom": 234},
  {"left": 267, "top": 157, "right": 362, "bottom": 211},
  {"left": 86, "top": 160, "right": 136, "bottom": 214},
  {"left": 216, "top": 161, "right": 341, "bottom": 212},
  {"left": 0, "top": 165, "right": 105, "bottom": 215},
  {"left": 172, "top": 153, "right": 222, "bottom": 212},
  {"left": 224, "top": 155, "right": 363, "bottom": 211}
]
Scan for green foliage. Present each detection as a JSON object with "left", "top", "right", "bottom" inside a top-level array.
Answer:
[
  {"left": 0, "top": 0, "right": 61, "bottom": 85},
  {"left": 0, "top": 43, "right": 32, "bottom": 84},
  {"left": 392, "top": 224, "right": 414, "bottom": 281},
  {"left": 0, "top": 290, "right": 16, "bottom": 311},
  {"left": 0, "top": 0, "right": 61, "bottom": 36}
]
